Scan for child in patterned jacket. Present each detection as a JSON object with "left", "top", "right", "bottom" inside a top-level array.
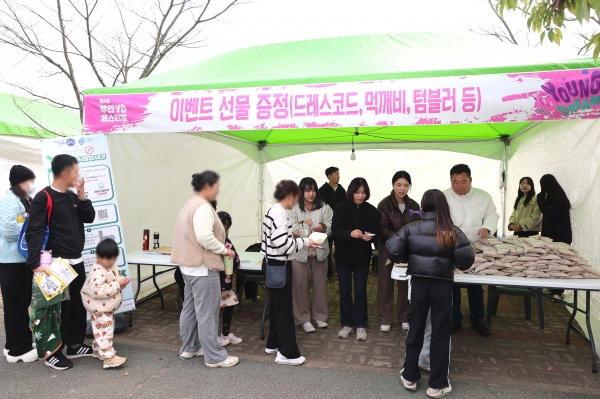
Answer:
[{"left": 81, "top": 238, "right": 130, "bottom": 369}]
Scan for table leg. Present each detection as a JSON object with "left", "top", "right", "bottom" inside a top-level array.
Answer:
[
  {"left": 566, "top": 289, "right": 578, "bottom": 345},
  {"left": 585, "top": 291, "right": 597, "bottom": 373},
  {"left": 130, "top": 264, "right": 142, "bottom": 327},
  {"left": 152, "top": 265, "right": 164, "bottom": 310}
]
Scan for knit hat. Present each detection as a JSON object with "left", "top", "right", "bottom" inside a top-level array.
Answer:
[{"left": 9, "top": 165, "right": 35, "bottom": 186}]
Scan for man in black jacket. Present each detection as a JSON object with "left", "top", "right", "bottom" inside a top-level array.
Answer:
[
  {"left": 26, "top": 154, "right": 95, "bottom": 370},
  {"left": 319, "top": 167, "right": 347, "bottom": 279}
]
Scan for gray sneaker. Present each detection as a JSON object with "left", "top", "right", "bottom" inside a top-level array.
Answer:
[
  {"left": 337, "top": 326, "right": 354, "bottom": 339},
  {"left": 356, "top": 328, "right": 368, "bottom": 341}
]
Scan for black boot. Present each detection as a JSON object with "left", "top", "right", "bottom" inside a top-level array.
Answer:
[{"left": 471, "top": 319, "right": 491, "bottom": 336}]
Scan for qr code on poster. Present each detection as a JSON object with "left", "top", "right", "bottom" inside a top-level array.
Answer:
[{"left": 97, "top": 209, "right": 109, "bottom": 221}]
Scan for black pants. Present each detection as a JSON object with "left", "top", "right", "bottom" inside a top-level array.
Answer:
[
  {"left": 337, "top": 262, "right": 369, "bottom": 328},
  {"left": 402, "top": 277, "right": 453, "bottom": 389},
  {"left": 264, "top": 259, "right": 301, "bottom": 359},
  {"left": 0, "top": 262, "right": 33, "bottom": 356},
  {"left": 452, "top": 284, "right": 485, "bottom": 323},
  {"left": 222, "top": 306, "right": 233, "bottom": 336},
  {"left": 59, "top": 262, "right": 87, "bottom": 351}
]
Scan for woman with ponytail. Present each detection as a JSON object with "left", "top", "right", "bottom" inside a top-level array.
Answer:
[
  {"left": 385, "top": 189, "right": 474, "bottom": 397},
  {"left": 0, "top": 165, "right": 37, "bottom": 363}
]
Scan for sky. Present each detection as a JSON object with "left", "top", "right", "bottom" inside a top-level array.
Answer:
[{"left": 0, "top": 0, "right": 593, "bottom": 107}]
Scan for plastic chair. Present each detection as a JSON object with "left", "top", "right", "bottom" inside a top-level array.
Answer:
[
  {"left": 486, "top": 285, "right": 545, "bottom": 331},
  {"left": 236, "top": 243, "right": 269, "bottom": 340}
]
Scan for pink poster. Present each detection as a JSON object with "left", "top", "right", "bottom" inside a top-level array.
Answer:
[{"left": 83, "top": 69, "right": 600, "bottom": 134}]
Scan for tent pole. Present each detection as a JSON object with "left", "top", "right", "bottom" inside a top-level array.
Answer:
[
  {"left": 500, "top": 136, "right": 510, "bottom": 237},
  {"left": 258, "top": 141, "right": 267, "bottom": 243}
]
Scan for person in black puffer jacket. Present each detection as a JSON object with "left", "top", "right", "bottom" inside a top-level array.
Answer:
[
  {"left": 331, "top": 177, "right": 379, "bottom": 342},
  {"left": 385, "top": 189, "right": 474, "bottom": 397}
]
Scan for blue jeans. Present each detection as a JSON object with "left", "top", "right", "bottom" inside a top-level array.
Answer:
[
  {"left": 452, "top": 284, "right": 485, "bottom": 323},
  {"left": 337, "top": 263, "right": 370, "bottom": 328}
]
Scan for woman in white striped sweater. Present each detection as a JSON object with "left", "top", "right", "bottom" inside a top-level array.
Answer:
[{"left": 261, "top": 180, "right": 317, "bottom": 366}]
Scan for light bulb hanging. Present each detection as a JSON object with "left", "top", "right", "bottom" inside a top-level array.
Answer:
[{"left": 350, "top": 127, "right": 358, "bottom": 161}]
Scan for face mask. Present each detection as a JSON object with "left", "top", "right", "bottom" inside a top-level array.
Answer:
[{"left": 27, "top": 183, "right": 36, "bottom": 195}]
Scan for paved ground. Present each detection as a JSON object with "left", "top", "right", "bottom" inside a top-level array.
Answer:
[
  {"left": 1, "top": 271, "right": 600, "bottom": 397},
  {"left": 0, "top": 331, "right": 596, "bottom": 399}
]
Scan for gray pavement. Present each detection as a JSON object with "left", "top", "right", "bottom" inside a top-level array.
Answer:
[{"left": 0, "top": 333, "right": 596, "bottom": 399}]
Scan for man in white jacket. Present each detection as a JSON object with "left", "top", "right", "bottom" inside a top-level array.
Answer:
[{"left": 444, "top": 164, "right": 499, "bottom": 337}]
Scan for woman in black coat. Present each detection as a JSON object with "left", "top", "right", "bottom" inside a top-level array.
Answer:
[
  {"left": 331, "top": 177, "right": 379, "bottom": 342},
  {"left": 385, "top": 189, "right": 474, "bottom": 397},
  {"left": 537, "top": 174, "right": 572, "bottom": 297}
]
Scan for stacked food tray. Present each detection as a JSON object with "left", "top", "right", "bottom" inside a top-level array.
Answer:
[{"left": 461, "top": 235, "right": 600, "bottom": 279}]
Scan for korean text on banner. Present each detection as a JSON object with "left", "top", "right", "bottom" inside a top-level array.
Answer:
[
  {"left": 84, "top": 69, "right": 600, "bottom": 134},
  {"left": 39, "top": 135, "right": 135, "bottom": 314}
]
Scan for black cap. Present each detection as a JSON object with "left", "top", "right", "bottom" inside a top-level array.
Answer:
[{"left": 9, "top": 165, "right": 35, "bottom": 186}]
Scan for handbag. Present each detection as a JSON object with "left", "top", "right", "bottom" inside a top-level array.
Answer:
[
  {"left": 18, "top": 190, "right": 52, "bottom": 259},
  {"left": 265, "top": 258, "right": 287, "bottom": 289}
]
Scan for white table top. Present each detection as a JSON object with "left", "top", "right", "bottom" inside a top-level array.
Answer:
[
  {"left": 391, "top": 266, "right": 600, "bottom": 291},
  {"left": 127, "top": 250, "right": 264, "bottom": 271}
]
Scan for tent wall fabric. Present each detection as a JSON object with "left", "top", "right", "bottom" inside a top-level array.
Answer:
[
  {"left": 507, "top": 118, "right": 600, "bottom": 340},
  {"left": 0, "top": 135, "right": 46, "bottom": 188},
  {"left": 106, "top": 133, "right": 260, "bottom": 297}
]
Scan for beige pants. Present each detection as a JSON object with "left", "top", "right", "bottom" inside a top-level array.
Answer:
[
  {"left": 377, "top": 258, "right": 409, "bottom": 325},
  {"left": 291, "top": 257, "right": 329, "bottom": 324},
  {"left": 91, "top": 312, "right": 116, "bottom": 359}
]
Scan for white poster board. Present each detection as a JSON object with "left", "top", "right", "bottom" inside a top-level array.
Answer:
[{"left": 39, "top": 135, "right": 135, "bottom": 314}]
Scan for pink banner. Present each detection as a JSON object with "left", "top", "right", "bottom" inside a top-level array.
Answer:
[{"left": 84, "top": 69, "right": 600, "bottom": 134}]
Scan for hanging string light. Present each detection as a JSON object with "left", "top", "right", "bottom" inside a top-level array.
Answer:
[{"left": 350, "top": 127, "right": 358, "bottom": 161}]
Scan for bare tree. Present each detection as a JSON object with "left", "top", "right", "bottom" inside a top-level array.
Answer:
[
  {"left": 471, "top": 0, "right": 523, "bottom": 45},
  {"left": 0, "top": 0, "right": 244, "bottom": 122}
]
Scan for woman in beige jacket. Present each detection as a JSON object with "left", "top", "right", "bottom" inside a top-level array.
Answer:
[
  {"left": 288, "top": 177, "right": 333, "bottom": 333},
  {"left": 508, "top": 177, "right": 541, "bottom": 237}
]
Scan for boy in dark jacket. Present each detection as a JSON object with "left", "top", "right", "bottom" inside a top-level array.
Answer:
[
  {"left": 26, "top": 154, "right": 95, "bottom": 370},
  {"left": 385, "top": 189, "right": 474, "bottom": 398}
]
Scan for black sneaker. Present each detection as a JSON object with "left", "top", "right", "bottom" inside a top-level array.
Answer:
[
  {"left": 45, "top": 352, "right": 73, "bottom": 370},
  {"left": 66, "top": 344, "right": 93, "bottom": 359},
  {"left": 451, "top": 322, "right": 462, "bottom": 335},
  {"left": 471, "top": 319, "right": 491, "bottom": 337}
]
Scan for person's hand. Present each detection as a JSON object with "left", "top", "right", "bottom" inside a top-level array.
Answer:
[
  {"left": 312, "top": 223, "right": 323, "bottom": 232},
  {"left": 350, "top": 229, "right": 363, "bottom": 239},
  {"left": 292, "top": 229, "right": 300, "bottom": 238},
  {"left": 76, "top": 178, "right": 86, "bottom": 200},
  {"left": 308, "top": 239, "right": 318, "bottom": 248},
  {"left": 304, "top": 218, "right": 313, "bottom": 227},
  {"left": 361, "top": 232, "right": 373, "bottom": 242},
  {"left": 33, "top": 265, "right": 49, "bottom": 275},
  {"left": 513, "top": 224, "right": 522, "bottom": 232},
  {"left": 478, "top": 228, "right": 490, "bottom": 239},
  {"left": 226, "top": 248, "right": 236, "bottom": 259},
  {"left": 119, "top": 277, "right": 131, "bottom": 288}
]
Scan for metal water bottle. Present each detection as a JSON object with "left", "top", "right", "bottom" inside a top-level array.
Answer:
[
  {"left": 143, "top": 229, "right": 150, "bottom": 250},
  {"left": 153, "top": 231, "right": 160, "bottom": 249}
]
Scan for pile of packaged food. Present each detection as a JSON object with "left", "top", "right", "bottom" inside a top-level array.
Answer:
[{"left": 461, "top": 235, "right": 600, "bottom": 279}]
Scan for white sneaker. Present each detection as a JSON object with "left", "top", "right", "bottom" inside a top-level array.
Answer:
[
  {"left": 217, "top": 337, "right": 230, "bottom": 347},
  {"left": 264, "top": 348, "right": 278, "bottom": 355},
  {"left": 222, "top": 333, "right": 243, "bottom": 345},
  {"left": 302, "top": 322, "right": 316, "bottom": 333},
  {"left": 356, "top": 328, "right": 368, "bottom": 341},
  {"left": 206, "top": 356, "right": 239, "bottom": 368},
  {"left": 402, "top": 323, "right": 410, "bottom": 330},
  {"left": 180, "top": 348, "right": 204, "bottom": 360},
  {"left": 315, "top": 320, "right": 328, "bottom": 328},
  {"left": 380, "top": 325, "right": 391, "bottom": 332},
  {"left": 400, "top": 374, "right": 417, "bottom": 391},
  {"left": 338, "top": 326, "right": 354, "bottom": 339},
  {"left": 275, "top": 352, "right": 306, "bottom": 366},
  {"left": 426, "top": 385, "right": 452, "bottom": 398},
  {"left": 6, "top": 348, "right": 38, "bottom": 363}
]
